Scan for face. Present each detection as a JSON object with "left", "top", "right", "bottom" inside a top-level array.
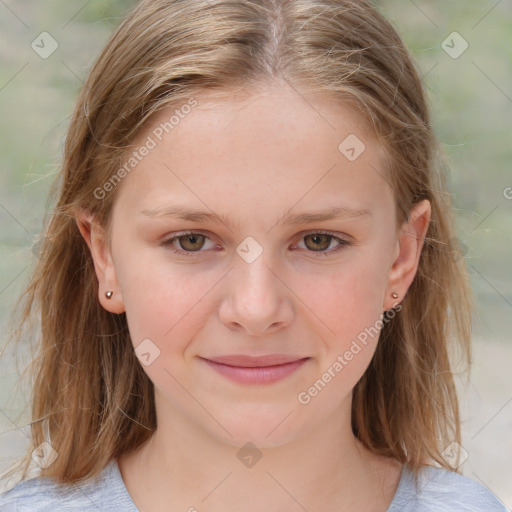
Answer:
[{"left": 80, "top": 82, "right": 430, "bottom": 448}]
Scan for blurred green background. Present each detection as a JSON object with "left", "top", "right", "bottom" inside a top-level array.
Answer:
[{"left": 0, "top": 0, "right": 511, "bottom": 506}]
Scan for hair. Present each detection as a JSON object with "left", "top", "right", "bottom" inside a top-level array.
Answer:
[{"left": 2, "top": 0, "right": 473, "bottom": 488}]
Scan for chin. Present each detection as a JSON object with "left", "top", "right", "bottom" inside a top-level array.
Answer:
[{"left": 205, "top": 409, "right": 307, "bottom": 450}]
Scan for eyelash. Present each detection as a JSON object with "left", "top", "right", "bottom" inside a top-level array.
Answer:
[{"left": 161, "top": 230, "right": 352, "bottom": 258}]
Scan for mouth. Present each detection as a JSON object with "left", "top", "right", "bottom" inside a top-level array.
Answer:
[{"left": 198, "top": 355, "right": 310, "bottom": 385}]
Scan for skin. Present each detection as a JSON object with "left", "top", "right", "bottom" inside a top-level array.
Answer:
[{"left": 78, "top": 80, "right": 431, "bottom": 512}]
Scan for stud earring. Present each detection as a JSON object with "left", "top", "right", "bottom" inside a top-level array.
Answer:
[
  {"left": 105, "top": 291, "right": 113, "bottom": 299},
  {"left": 391, "top": 292, "right": 399, "bottom": 299}
]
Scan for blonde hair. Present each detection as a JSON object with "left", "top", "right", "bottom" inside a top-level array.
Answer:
[{"left": 3, "top": 0, "right": 472, "bottom": 486}]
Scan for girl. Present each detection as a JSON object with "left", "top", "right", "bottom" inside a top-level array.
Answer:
[{"left": 0, "top": 0, "right": 508, "bottom": 510}]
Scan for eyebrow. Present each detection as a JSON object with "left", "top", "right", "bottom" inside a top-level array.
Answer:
[{"left": 139, "top": 205, "right": 372, "bottom": 228}]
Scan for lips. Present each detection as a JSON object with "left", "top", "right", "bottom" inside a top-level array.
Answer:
[
  {"left": 201, "top": 354, "right": 307, "bottom": 367},
  {"left": 199, "top": 355, "right": 310, "bottom": 385}
]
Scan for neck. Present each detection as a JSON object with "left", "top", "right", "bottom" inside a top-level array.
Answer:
[{"left": 118, "top": 390, "right": 402, "bottom": 512}]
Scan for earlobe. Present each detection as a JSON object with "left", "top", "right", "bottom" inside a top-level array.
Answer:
[
  {"left": 383, "top": 199, "right": 431, "bottom": 311},
  {"left": 75, "top": 210, "right": 125, "bottom": 314}
]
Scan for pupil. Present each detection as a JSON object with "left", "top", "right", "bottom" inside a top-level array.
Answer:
[
  {"left": 308, "top": 234, "right": 329, "bottom": 251},
  {"left": 182, "top": 234, "right": 203, "bottom": 250}
]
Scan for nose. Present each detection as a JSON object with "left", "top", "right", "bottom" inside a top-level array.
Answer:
[{"left": 218, "top": 248, "right": 294, "bottom": 336}]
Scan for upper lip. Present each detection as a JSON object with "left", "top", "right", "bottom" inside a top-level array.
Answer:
[{"left": 201, "top": 355, "right": 309, "bottom": 367}]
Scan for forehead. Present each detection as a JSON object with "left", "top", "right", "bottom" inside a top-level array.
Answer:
[
  {"left": 115, "top": 83, "right": 391, "bottom": 223},
  {"left": 138, "top": 83, "right": 373, "bottom": 149}
]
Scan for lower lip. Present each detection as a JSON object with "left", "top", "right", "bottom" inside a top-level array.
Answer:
[{"left": 201, "top": 358, "right": 309, "bottom": 385}]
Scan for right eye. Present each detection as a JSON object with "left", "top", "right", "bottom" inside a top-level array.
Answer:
[{"left": 161, "top": 231, "right": 218, "bottom": 256}]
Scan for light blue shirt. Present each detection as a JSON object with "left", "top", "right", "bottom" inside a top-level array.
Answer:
[{"left": 0, "top": 459, "right": 509, "bottom": 511}]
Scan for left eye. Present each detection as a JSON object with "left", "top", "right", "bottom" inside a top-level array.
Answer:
[
  {"left": 296, "top": 232, "right": 350, "bottom": 255},
  {"left": 161, "top": 231, "right": 350, "bottom": 257}
]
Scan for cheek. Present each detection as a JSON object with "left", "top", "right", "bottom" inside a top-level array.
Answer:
[
  {"left": 118, "top": 260, "right": 218, "bottom": 399},
  {"left": 292, "top": 254, "right": 389, "bottom": 408},
  {"left": 294, "top": 252, "right": 388, "bottom": 343},
  {"left": 116, "top": 252, "right": 212, "bottom": 354}
]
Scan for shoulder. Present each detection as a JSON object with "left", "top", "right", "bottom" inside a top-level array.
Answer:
[
  {"left": 0, "top": 475, "right": 60, "bottom": 512},
  {"left": 388, "top": 463, "right": 510, "bottom": 512},
  {"left": 0, "top": 460, "right": 138, "bottom": 511}
]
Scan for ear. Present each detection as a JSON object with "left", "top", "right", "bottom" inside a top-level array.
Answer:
[
  {"left": 76, "top": 209, "right": 125, "bottom": 314},
  {"left": 383, "top": 199, "right": 431, "bottom": 311}
]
